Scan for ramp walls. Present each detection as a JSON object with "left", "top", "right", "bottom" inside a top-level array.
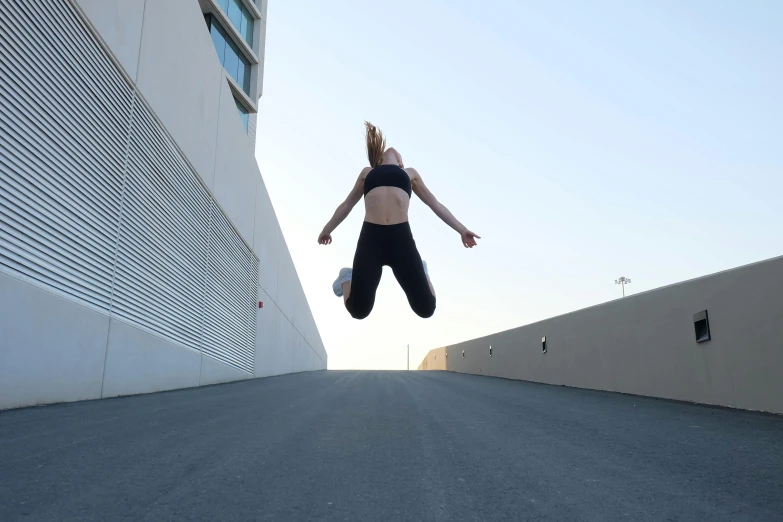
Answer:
[{"left": 418, "top": 255, "right": 783, "bottom": 414}]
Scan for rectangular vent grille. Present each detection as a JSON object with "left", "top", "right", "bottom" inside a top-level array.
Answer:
[
  {"left": 203, "top": 208, "right": 258, "bottom": 373},
  {"left": 112, "top": 100, "right": 213, "bottom": 352},
  {"left": 0, "top": 0, "right": 132, "bottom": 312},
  {"left": 0, "top": 0, "right": 258, "bottom": 374}
]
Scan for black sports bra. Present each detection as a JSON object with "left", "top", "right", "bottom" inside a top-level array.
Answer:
[{"left": 363, "top": 164, "right": 412, "bottom": 198}]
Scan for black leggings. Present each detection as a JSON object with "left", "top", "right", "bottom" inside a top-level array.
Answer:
[{"left": 345, "top": 221, "right": 436, "bottom": 320}]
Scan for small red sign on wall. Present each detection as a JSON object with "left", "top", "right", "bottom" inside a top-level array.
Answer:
[{"left": 258, "top": 301, "right": 264, "bottom": 308}]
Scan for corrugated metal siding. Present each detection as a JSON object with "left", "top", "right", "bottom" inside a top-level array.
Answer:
[
  {"left": 203, "top": 207, "right": 257, "bottom": 373},
  {"left": 0, "top": 0, "right": 258, "bottom": 373},
  {"left": 112, "top": 100, "right": 213, "bottom": 352},
  {"left": 0, "top": 0, "right": 131, "bottom": 313}
]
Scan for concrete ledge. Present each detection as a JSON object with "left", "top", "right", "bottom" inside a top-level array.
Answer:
[
  {"left": 200, "top": 354, "right": 250, "bottom": 386},
  {"left": 418, "top": 255, "right": 783, "bottom": 414},
  {"left": 0, "top": 272, "right": 110, "bottom": 410},
  {"left": 102, "top": 319, "right": 201, "bottom": 398}
]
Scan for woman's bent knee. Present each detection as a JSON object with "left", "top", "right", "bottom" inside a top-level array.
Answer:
[
  {"left": 346, "top": 299, "right": 372, "bottom": 320},
  {"left": 350, "top": 308, "right": 371, "bottom": 320},
  {"left": 414, "top": 298, "right": 436, "bottom": 319}
]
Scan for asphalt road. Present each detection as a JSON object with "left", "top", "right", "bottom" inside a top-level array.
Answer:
[{"left": 1, "top": 371, "right": 781, "bottom": 521}]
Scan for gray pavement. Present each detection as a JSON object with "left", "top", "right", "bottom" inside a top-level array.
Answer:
[{"left": 1, "top": 370, "right": 781, "bottom": 521}]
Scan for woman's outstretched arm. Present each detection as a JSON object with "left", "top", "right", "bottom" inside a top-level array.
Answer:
[
  {"left": 407, "top": 167, "right": 480, "bottom": 248},
  {"left": 318, "top": 168, "right": 370, "bottom": 244}
]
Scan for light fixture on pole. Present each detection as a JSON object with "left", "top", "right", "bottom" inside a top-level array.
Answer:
[{"left": 615, "top": 276, "right": 631, "bottom": 297}]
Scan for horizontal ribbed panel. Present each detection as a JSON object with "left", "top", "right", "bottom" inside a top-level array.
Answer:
[
  {"left": 0, "top": 0, "right": 132, "bottom": 312},
  {"left": 111, "top": 101, "right": 212, "bottom": 351},
  {"left": 0, "top": 0, "right": 259, "bottom": 374},
  {"left": 203, "top": 207, "right": 257, "bottom": 373}
]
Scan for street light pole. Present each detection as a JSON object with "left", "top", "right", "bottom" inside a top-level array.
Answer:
[
  {"left": 407, "top": 344, "right": 410, "bottom": 371},
  {"left": 615, "top": 276, "right": 632, "bottom": 297}
]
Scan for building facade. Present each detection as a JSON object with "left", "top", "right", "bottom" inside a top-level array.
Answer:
[
  {"left": 0, "top": 0, "right": 326, "bottom": 410},
  {"left": 199, "top": 0, "right": 266, "bottom": 141}
]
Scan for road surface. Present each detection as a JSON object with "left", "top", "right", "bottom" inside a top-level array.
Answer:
[{"left": 1, "top": 370, "right": 781, "bottom": 521}]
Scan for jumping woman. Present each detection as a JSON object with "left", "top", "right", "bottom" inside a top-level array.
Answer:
[{"left": 317, "top": 122, "right": 480, "bottom": 319}]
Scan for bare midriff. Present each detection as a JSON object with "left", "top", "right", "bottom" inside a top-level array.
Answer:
[{"left": 363, "top": 186, "right": 410, "bottom": 225}]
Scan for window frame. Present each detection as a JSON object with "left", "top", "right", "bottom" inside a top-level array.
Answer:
[
  {"left": 205, "top": 15, "right": 253, "bottom": 97},
  {"left": 235, "top": 100, "right": 249, "bottom": 132},
  {"left": 222, "top": 0, "right": 254, "bottom": 47}
]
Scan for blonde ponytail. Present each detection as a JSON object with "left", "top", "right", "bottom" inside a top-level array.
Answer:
[{"left": 364, "top": 121, "right": 386, "bottom": 167}]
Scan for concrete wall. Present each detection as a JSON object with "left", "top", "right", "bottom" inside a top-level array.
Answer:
[
  {"left": 0, "top": 0, "right": 325, "bottom": 410},
  {"left": 418, "top": 255, "right": 783, "bottom": 414},
  {"left": 0, "top": 272, "right": 110, "bottom": 408}
]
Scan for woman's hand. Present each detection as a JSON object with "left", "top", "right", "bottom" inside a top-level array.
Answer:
[
  {"left": 318, "top": 169, "right": 368, "bottom": 246},
  {"left": 318, "top": 231, "right": 333, "bottom": 245},
  {"left": 409, "top": 168, "right": 478, "bottom": 247},
  {"left": 460, "top": 229, "right": 480, "bottom": 248}
]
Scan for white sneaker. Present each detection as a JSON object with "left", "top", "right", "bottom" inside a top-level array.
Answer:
[{"left": 332, "top": 267, "right": 352, "bottom": 297}]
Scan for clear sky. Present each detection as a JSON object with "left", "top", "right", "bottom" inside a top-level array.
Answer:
[{"left": 255, "top": 0, "right": 782, "bottom": 370}]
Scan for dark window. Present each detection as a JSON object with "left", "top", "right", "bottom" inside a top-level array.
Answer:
[
  {"left": 224, "top": 39, "right": 240, "bottom": 81},
  {"left": 237, "top": 59, "right": 251, "bottom": 94},
  {"left": 241, "top": 14, "right": 254, "bottom": 45},
  {"left": 244, "top": 62, "right": 251, "bottom": 92},
  {"left": 206, "top": 17, "right": 252, "bottom": 96},
  {"left": 236, "top": 59, "right": 246, "bottom": 92},
  {"left": 223, "top": 0, "right": 254, "bottom": 46},
  {"left": 235, "top": 100, "right": 249, "bottom": 132},
  {"left": 227, "top": 0, "right": 243, "bottom": 34},
  {"left": 209, "top": 21, "right": 227, "bottom": 63}
]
